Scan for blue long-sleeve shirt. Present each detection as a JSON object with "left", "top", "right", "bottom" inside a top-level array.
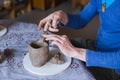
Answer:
[{"left": 66, "top": 0, "right": 120, "bottom": 73}]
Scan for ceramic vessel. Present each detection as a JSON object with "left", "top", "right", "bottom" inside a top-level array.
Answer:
[{"left": 28, "top": 41, "right": 49, "bottom": 67}]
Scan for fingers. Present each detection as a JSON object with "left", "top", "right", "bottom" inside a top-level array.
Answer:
[
  {"left": 43, "top": 34, "right": 74, "bottom": 57},
  {"left": 43, "top": 34, "right": 74, "bottom": 49},
  {"left": 43, "top": 34, "right": 64, "bottom": 43},
  {"left": 38, "top": 20, "right": 46, "bottom": 30},
  {"left": 44, "top": 21, "right": 59, "bottom": 32},
  {"left": 43, "top": 34, "right": 64, "bottom": 50},
  {"left": 49, "top": 16, "right": 60, "bottom": 32},
  {"left": 38, "top": 11, "right": 64, "bottom": 32},
  {"left": 44, "top": 21, "right": 51, "bottom": 31},
  {"left": 38, "top": 19, "right": 59, "bottom": 32},
  {"left": 49, "top": 27, "right": 59, "bottom": 32},
  {"left": 51, "top": 40, "right": 63, "bottom": 50},
  {"left": 52, "top": 16, "right": 60, "bottom": 28}
]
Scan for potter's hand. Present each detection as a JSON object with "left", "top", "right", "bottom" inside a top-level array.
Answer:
[
  {"left": 38, "top": 10, "right": 68, "bottom": 32},
  {"left": 43, "top": 34, "right": 86, "bottom": 62}
]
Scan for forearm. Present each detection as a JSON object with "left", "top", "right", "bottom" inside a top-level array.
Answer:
[
  {"left": 86, "top": 49, "right": 120, "bottom": 69},
  {"left": 66, "top": 1, "right": 98, "bottom": 29},
  {"left": 72, "top": 47, "right": 120, "bottom": 69}
]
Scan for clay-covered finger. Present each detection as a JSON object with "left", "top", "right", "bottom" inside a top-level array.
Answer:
[
  {"left": 44, "top": 21, "right": 51, "bottom": 31},
  {"left": 49, "top": 26, "right": 59, "bottom": 32},
  {"left": 38, "top": 20, "right": 46, "bottom": 30}
]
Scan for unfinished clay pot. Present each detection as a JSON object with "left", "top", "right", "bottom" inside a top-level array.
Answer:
[
  {"left": 28, "top": 41, "right": 49, "bottom": 67},
  {"left": 50, "top": 52, "right": 64, "bottom": 64}
]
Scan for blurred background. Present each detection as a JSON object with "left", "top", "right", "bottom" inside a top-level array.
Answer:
[{"left": 0, "top": 0, "right": 100, "bottom": 39}]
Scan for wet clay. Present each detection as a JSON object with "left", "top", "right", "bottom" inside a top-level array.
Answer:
[
  {"left": 28, "top": 41, "right": 49, "bottom": 67},
  {"left": 50, "top": 52, "right": 64, "bottom": 64}
]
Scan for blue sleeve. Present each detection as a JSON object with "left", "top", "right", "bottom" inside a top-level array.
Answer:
[
  {"left": 66, "top": 0, "right": 98, "bottom": 29},
  {"left": 86, "top": 49, "right": 120, "bottom": 69}
]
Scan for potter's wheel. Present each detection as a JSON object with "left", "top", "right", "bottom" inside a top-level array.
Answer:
[
  {"left": 0, "top": 25, "right": 7, "bottom": 37},
  {"left": 23, "top": 47, "right": 71, "bottom": 76}
]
